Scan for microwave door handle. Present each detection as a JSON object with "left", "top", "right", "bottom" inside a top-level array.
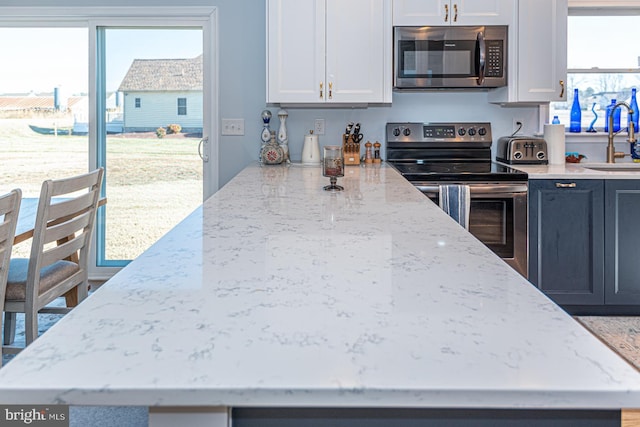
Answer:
[{"left": 476, "top": 30, "right": 486, "bottom": 86}]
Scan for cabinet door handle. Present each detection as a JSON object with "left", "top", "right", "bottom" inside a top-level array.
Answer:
[
  {"left": 444, "top": 4, "right": 449, "bottom": 22},
  {"left": 453, "top": 4, "right": 458, "bottom": 22},
  {"left": 329, "top": 82, "right": 333, "bottom": 99},
  {"left": 320, "top": 82, "right": 324, "bottom": 99},
  {"left": 559, "top": 80, "right": 565, "bottom": 98},
  {"left": 555, "top": 182, "right": 577, "bottom": 188}
]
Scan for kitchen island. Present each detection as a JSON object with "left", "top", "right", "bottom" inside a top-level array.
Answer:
[{"left": 1, "top": 163, "right": 640, "bottom": 426}]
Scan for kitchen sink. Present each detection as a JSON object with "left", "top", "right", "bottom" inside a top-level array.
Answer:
[{"left": 582, "top": 163, "right": 640, "bottom": 172}]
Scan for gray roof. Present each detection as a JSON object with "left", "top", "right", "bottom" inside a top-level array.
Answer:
[{"left": 118, "top": 55, "right": 203, "bottom": 92}]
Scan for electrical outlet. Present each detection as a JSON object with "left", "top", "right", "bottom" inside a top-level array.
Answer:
[
  {"left": 513, "top": 118, "right": 524, "bottom": 134},
  {"left": 221, "top": 119, "right": 245, "bottom": 136},
  {"left": 314, "top": 119, "right": 325, "bottom": 135}
]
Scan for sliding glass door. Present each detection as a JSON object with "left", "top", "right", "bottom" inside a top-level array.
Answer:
[
  {"left": 88, "top": 14, "right": 218, "bottom": 276},
  {"left": 95, "top": 26, "right": 204, "bottom": 266},
  {"left": 0, "top": 8, "right": 219, "bottom": 278}
]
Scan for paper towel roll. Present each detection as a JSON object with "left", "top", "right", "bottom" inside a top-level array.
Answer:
[{"left": 544, "top": 123, "right": 566, "bottom": 165}]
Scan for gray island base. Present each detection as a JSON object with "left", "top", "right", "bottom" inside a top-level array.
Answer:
[{"left": 1, "top": 164, "right": 640, "bottom": 426}]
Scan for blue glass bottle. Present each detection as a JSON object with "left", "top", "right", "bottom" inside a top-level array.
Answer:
[
  {"left": 629, "top": 88, "right": 639, "bottom": 132},
  {"left": 613, "top": 99, "right": 621, "bottom": 132},
  {"left": 569, "top": 89, "right": 581, "bottom": 132},
  {"left": 605, "top": 99, "right": 615, "bottom": 133},
  {"left": 552, "top": 115, "right": 560, "bottom": 124}
]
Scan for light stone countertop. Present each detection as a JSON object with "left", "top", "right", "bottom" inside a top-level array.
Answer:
[
  {"left": 507, "top": 161, "right": 640, "bottom": 179},
  {"left": 1, "top": 163, "right": 640, "bottom": 409}
]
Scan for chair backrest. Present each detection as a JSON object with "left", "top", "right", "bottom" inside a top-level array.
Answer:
[
  {"left": 28, "top": 168, "right": 104, "bottom": 292},
  {"left": 0, "top": 189, "right": 22, "bottom": 305}
]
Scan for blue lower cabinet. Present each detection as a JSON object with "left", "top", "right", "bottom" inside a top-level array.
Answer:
[
  {"left": 530, "top": 179, "right": 640, "bottom": 313},
  {"left": 604, "top": 180, "right": 640, "bottom": 305},
  {"left": 528, "top": 180, "right": 605, "bottom": 306}
]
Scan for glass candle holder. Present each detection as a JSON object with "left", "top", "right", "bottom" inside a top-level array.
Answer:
[{"left": 322, "top": 145, "right": 344, "bottom": 191}]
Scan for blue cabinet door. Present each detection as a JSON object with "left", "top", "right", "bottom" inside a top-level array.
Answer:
[
  {"left": 604, "top": 180, "right": 640, "bottom": 305},
  {"left": 529, "top": 179, "right": 605, "bottom": 305}
]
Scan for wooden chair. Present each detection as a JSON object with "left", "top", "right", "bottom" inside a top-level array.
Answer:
[
  {"left": 3, "top": 168, "right": 103, "bottom": 353},
  {"left": 0, "top": 189, "right": 21, "bottom": 366}
]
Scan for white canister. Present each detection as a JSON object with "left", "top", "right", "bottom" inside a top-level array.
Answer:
[
  {"left": 544, "top": 123, "right": 566, "bottom": 165},
  {"left": 301, "top": 131, "right": 321, "bottom": 165}
]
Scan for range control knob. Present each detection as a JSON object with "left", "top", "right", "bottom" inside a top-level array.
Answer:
[
  {"left": 478, "top": 127, "right": 487, "bottom": 136},
  {"left": 458, "top": 128, "right": 466, "bottom": 136},
  {"left": 537, "top": 151, "right": 546, "bottom": 160},
  {"left": 468, "top": 128, "right": 477, "bottom": 137},
  {"left": 393, "top": 128, "right": 401, "bottom": 137},
  {"left": 513, "top": 151, "right": 523, "bottom": 160},
  {"left": 403, "top": 128, "right": 411, "bottom": 137}
]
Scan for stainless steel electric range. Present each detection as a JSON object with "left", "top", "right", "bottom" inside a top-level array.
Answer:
[{"left": 386, "top": 122, "right": 528, "bottom": 278}]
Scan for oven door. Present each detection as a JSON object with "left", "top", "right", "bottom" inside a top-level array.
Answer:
[{"left": 416, "top": 183, "right": 528, "bottom": 278}]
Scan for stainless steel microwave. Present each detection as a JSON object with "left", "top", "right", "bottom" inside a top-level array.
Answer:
[{"left": 394, "top": 26, "right": 507, "bottom": 90}]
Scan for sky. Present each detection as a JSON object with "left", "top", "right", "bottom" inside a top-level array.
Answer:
[{"left": 0, "top": 27, "right": 202, "bottom": 95}]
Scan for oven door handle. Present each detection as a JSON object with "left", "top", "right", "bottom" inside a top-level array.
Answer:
[{"left": 415, "top": 184, "right": 528, "bottom": 195}]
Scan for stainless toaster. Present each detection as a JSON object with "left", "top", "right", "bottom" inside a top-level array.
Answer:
[{"left": 496, "top": 136, "right": 548, "bottom": 165}]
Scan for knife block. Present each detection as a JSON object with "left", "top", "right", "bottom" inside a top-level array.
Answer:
[{"left": 342, "top": 134, "right": 361, "bottom": 165}]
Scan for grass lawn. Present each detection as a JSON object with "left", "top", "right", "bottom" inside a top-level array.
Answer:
[{"left": 1, "top": 118, "right": 202, "bottom": 260}]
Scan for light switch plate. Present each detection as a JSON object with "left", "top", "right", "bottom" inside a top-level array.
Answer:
[{"left": 221, "top": 119, "right": 245, "bottom": 136}]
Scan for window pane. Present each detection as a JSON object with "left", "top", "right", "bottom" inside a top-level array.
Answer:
[
  {"left": 551, "top": 73, "right": 640, "bottom": 129},
  {"left": 0, "top": 28, "right": 88, "bottom": 258},
  {"left": 568, "top": 16, "right": 640, "bottom": 69},
  {"left": 99, "top": 28, "right": 203, "bottom": 264}
]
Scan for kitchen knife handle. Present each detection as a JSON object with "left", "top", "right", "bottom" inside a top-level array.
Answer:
[
  {"left": 444, "top": 4, "right": 449, "bottom": 22},
  {"left": 559, "top": 80, "right": 565, "bottom": 99},
  {"left": 555, "top": 182, "right": 577, "bottom": 188}
]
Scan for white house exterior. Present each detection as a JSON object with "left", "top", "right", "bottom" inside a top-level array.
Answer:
[{"left": 118, "top": 55, "right": 203, "bottom": 133}]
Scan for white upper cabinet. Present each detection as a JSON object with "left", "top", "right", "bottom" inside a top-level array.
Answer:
[
  {"left": 488, "top": 0, "right": 568, "bottom": 105},
  {"left": 393, "top": 0, "right": 515, "bottom": 26},
  {"left": 267, "top": 0, "right": 392, "bottom": 104}
]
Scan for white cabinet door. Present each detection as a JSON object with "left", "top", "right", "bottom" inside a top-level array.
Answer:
[
  {"left": 326, "top": 0, "right": 390, "bottom": 103},
  {"left": 488, "top": 0, "right": 567, "bottom": 104},
  {"left": 267, "top": 0, "right": 326, "bottom": 103},
  {"left": 516, "top": 0, "right": 567, "bottom": 102},
  {"left": 393, "top": 0, "right": 448, "bottom": 25},
  {"left": 267, "top": 0, "right": 391, "bottom": 104},
  {"left": 454, "top": 0, "right": 515, "bottom": 25},
  {"left": 393, "top": 0, "right": 513, "bottom": 26}
]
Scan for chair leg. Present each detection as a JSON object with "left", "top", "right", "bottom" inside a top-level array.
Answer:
[
  {"left": 77, "top": 281, "right": 89, "bottom": 302},
  {"left": 25, "top": 311, "right": 38, "bottom": 346},
  {"left": 3, "top": 312, "right": 16, "bottom": 345}
]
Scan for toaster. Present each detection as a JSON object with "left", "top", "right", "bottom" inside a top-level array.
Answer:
[{"left": 496, "top": 136, "right": 548, "bottom": 165}]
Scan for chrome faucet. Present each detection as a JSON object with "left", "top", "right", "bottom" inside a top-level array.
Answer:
[{"left": 607, "top": 101, "right": 637, "bottom": 163}]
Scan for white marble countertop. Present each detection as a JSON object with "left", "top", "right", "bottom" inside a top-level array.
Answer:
[
  {"left": 1, "top": 163, "right": 640, "bottom": 409},
  {"left": 508, "top": 161, "right": 640, "bottom": 179}
]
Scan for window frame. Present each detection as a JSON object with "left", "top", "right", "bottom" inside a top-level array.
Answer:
[
  {"left": 177, "top": 97, "right": 187, "bottom": 115},
  {"left": 550, "top": 5, "right": 640, "bottom": 130},
  {"left": 0, "top": 6, "right": 220, "bottom": 281}
]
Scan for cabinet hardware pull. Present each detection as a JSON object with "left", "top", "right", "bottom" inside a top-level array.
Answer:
[
  {"left": 555, "top": 182, "right": 577, "bottom": 188},
  {"left": 320, "top": 82, "right": 323, "bottom": 99},
  {"left": 329, "top": 82, "right": 333, "bottom": 99},
  {"left": 559, "top": 80, "right": 565, "bottom": 98},
  {"left": 453, "top": 4, "right": 458, "bottom": 22},
  {"left": 444, "top": 4, "right": 449, "bottom": 22}
]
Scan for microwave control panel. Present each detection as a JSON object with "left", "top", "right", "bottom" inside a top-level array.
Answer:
[{"left": 485, "top": 40, "right": 504, "bottom": 78}]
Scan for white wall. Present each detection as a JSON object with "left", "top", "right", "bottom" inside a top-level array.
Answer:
[{"left": 1, "top": 0, "right": 540, "bottom": 187}]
